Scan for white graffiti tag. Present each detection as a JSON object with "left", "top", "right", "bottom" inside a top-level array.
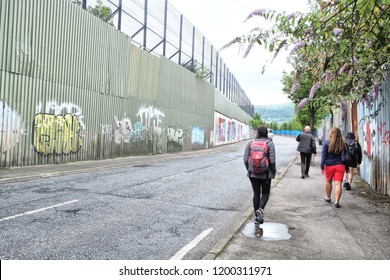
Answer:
[
  {"left": 114, "top": 115, "right": 132, "bottom": 144},
  {"left": 37, "top": 101, "right": 86, "bottom": 130},
  {"left": 136, "top": 106, "right": 165, "bottom": 128}
]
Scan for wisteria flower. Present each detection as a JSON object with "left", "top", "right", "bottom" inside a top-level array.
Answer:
[
  {"left": 291, "top": 42, "right": 303, "bottom": 53},
  {"left": 287, "top": 12, "right": 296, "bottom": 21},
  {"left": 348, "top": 69, "right": 353, "bottom": 77},
  {"left": 243, "top": 43, "right": 254, "bottom": 58},
  {"left": 338, "top": 64, "right": 347, "bottom": 75},
  {"left": 290, "top": 80, "right": 299, "bottom": 95},
  {"left": 249, "top": 27, "right": 262, "bottom": 34},
  {"left": 373, "top": 82, "right": 380, "bottom": 99},
  {"left": 325, "top": 72, "right": 332, "bottom": 82},
  {"left": 333, "top": 28, "right": 343, "bottom": 37},
  {"left": 244, "top": 9, "right": 267, "bottom": 22},
  {"left": 309, "top": 82, "right": 320, "bottom": 99},
  {"left": 362, "top": 93, "right": 372, "bottom": 109},
  {"left": 297, "top": 98, "right": 308, "bottom": 110}
]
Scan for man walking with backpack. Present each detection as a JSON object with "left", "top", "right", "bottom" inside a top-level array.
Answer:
[
  {"left": 243, "top": 126, "right": 276, "bottom": 225},
  {"left": 343, "top": 132, "right": 362, "bottom": 190}
]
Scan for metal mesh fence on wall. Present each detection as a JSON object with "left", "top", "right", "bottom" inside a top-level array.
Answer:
[{"left": 78, "top": 0, "right": 254, "bottom": 117}]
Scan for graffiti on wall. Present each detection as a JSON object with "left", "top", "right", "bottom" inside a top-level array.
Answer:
[
  {"left": 217, "top": 117, "right": 226, "bottom": 142},
  {"left": 191, "top": 127, "right": 205, "bottom": 145},
  {"left": 378, "top": 121, "right": 390, "bottom": 145},
  {"left": 167, "top": 127, "right": 184, "bottom": 146},
  {"left": 0, "top": 101, "right": 22, "bottom": 153},
  {"left": 37, "top": 101, "right": 86, "bottom": 131},
  {"left": 33, "top": 101, "right": 84, "bottom": 155},
  {"left": 114, "top": 106, "right": 165, "bottom": 145},
  {"left": 362, "top": 119, "right": 390, "bottom": 159},
  {"left": 114, "top": 115, "right": 132, "bottom": 144},
  {"left": 33, "top": 113, "right": 83, "bottom": 155},
  {"left": 137, "top": 106, "right": 165, "bottom": 128}
]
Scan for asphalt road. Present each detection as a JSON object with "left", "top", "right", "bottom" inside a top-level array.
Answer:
[{"left": 0, "top": 136, "right": 297, "bottom": 260}]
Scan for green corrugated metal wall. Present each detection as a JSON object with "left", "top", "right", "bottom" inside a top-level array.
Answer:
[{"left": 0, "top": 0, "right": 249, "bottom": 167}]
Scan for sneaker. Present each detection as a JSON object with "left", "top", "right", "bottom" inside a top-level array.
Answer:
[
  {"left": 343, "top": 182, "right": 348, "bottom": 189},
  {"left": 345, "top": 183, "right": 351, "bottom": 191},
  {"left": 301, "top": 175, "right": 305, "bottom": 179},
  {"left": 324, "top": 197, "right": 331, "bottom": 203},
  {"left": 255, "top": 209, "right": 264, "bottom": 224},
  {"left": 305, "top": 174, "right": 310, "bottom": 177},
  {"left": 254, "top": 217, "right": 260, "bottom": 224},
  {"left": 335, "top": 203, "right": 341, "bottom": 208}
]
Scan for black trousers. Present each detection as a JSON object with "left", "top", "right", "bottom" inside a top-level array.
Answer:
[
  {"left": 300, "top": 152, "right": 312, "bottom": 175},
  {"left": 249, "top": 177, "right": 271, "bottom": 213}
]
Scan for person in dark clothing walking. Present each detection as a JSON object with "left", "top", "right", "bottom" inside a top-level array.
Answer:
[
  {"left": 296, "top": 126, "right": 316, "bottom": 178},
  {"left": 243, "top": 126, "right": 276, "bottom": 224},
  {"left": 343, "top": 132, "right": 362, "bottom": 190}
]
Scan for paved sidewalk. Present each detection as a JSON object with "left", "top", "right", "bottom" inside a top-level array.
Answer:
[{"left": 206, "top": 149, "right": 390, "bottom": 260}]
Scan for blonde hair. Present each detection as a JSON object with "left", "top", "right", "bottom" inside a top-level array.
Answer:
[{"left": 328, "top": 127, "right": 345, "bottom": 154}]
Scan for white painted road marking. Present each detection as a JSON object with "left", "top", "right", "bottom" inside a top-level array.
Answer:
[
  {"left": 0, "top": 200, "right": 79, "bottom": 222},
  {"left": 170, "top": 227, "right": 213, "bottom": 260}
]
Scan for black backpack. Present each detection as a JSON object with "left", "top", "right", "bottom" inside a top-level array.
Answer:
[{"left": 346, "top": 139, "right": 358, "bottom": 160}]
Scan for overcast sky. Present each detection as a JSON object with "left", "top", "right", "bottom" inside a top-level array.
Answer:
[{"left": 168, "top": 0, "right": 310, "bottom": 106}]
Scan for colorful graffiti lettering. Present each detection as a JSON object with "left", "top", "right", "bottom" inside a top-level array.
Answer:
[
  {"left": 191, "top": 127, "right": 205, "bottom": 145},
  {"left": 0, "top": 101, "right": 22, "bottom": 153},
  {"left": 33, "top": 113, "right": 83, "bottom": 155},
  {"left": 217, "top": 117, "right": 226, "bottom": 142}
]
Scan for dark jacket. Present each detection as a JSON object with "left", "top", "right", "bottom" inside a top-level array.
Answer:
[
  {"left": 244, "top": 137, "right": 276, "bottom": 179},
  {"left": 345, "top": 132, "right": 362, "bottom": 167},
  {"left": 320, "top": 139, "right": 345, "bottom": 170},
  {"left": 296, "top": 131, "right": 316, "bottom": 154}
]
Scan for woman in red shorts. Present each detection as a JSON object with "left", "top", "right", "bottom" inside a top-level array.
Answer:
[{"left": 320, "top": 127, "right": 348, "bottom": 208}]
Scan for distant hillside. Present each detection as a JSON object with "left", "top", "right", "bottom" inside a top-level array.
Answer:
[{"left": 254, "top": 103, "right": 295, "bottom": 124}]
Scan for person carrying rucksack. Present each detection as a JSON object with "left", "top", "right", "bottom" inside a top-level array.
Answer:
[
  {"left": 243, "top": 126, "right": 276, "bottom": 225},
  {"left": 343, "top": 132, "right": 362, "bottom": 190}
]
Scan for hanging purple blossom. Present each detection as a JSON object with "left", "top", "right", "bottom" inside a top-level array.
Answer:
[
  {"left": 325, "top": 72, "right": 332, "bottom": 82},
  {"left": 333, "top": 28, "right": 343, "bottom": 36},
  {"left": 290, "top": 80, "right": 299, "bottom": 95},
  {"left": 291, "top": 42, "right": 303, "bottom": 53},
  {"left": 309, "top": 82, "right": 320, "bottom": 99},
  {"left": 351, "top": 56, "right": 358, "bottom": 64},
  {"left": 348, "top": 69, "right": 353, "bottom": 77},
  {"left": 338, "top": 64, "right": 347, "bottom": 75},
  {"left": 243, "top": 43, "right": 254, "bottom": 58},
  {"left": 250, "top": 27, "right": 262, "bottom": 33},
  {"left": 297, "top": 98, "right": 308, "bottom": 110},
  {"left": 244, "top": 9, "right": 267, "bottom": 22},
  {"left": 362, "top": 93, "right": 372, "bottom": 109},
  {"left": 373, "top": 82, "right": 380, "bottom": 99},
  {"left": 287, "top": 12, "right": 296, "bottom": 21}
]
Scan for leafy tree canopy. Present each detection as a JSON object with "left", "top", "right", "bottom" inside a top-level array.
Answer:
[{"left": 222, "top": 0, "right": 390, "bottom": 115}]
